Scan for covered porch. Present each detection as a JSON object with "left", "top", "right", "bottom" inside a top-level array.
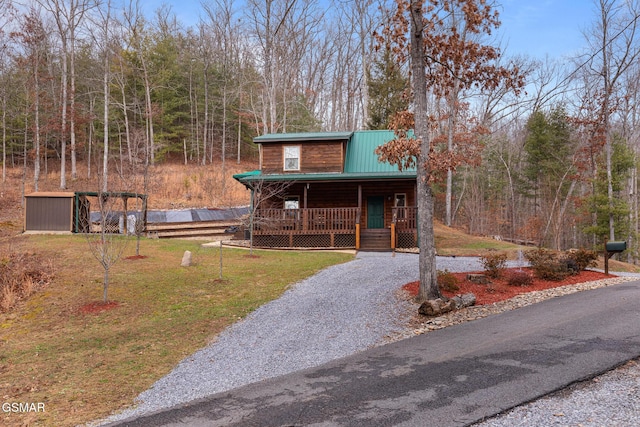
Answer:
[{"left": 246, "top": 179, "right": 418, "bottom": 249}]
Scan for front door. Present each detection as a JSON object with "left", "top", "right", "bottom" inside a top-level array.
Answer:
[{"left": 367, "top": 196, "right": 385, "bottom": 229}]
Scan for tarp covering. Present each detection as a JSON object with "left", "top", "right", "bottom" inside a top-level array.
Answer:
[{"left": 91, "top": 207, "right": 248, "bottom": 223}]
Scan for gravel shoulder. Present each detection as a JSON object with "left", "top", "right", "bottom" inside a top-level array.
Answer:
[{"left": 97, "top": 252, "right": 640, "bottom": 426}]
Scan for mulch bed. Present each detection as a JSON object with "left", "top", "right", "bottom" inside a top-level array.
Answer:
[
  {"left": 125, "top": 255, "right": 148, "bottom": 260},
  {"left": 402, "top": 268, "right": 612, "bottom": 305},
  {"left": 79, "top": 300, "right": 120, "bottom": 315}
]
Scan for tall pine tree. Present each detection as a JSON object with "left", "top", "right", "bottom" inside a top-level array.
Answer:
[{"left": 366, "top": 46, "right": 408, "bottom": 130}]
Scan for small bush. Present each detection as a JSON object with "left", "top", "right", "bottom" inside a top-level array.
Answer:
[
  {"left": 559, "top": 257, "right": 580, "bottom": 275},
  {"left": 565, "top": 249, "right": 598, "bottom": 271},
  {"left": 437, "top": 269, "right": 459, "bottom": 292},
  {"left": 506, "top": 270, "right": 534, "bottom": 287},
  {"left": 480, "top": 251, "right": 508, "bottom": 279},
  {"left": 524, "top": 248, "right": 570, "bottom": 281},
  {"left": 524, "top": 248, "right": 556, "bottom": 267}
]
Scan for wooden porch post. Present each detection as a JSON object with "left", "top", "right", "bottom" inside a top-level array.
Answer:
[
  {"left": 391, "top": 222, "right": 396, "bottom": 250},
  {"left": 302, "top": 183, "right": 308, "bottom": 231},
  {"left": 356, "top": 185, "right": 362, "bottom": 250}
]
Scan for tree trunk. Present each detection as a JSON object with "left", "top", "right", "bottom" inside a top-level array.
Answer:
[
  {"left": 60, "top": 36, "right": 68, "bottom": 189},
  {"left": 102, "top": 49, "right": 109, "bottom": 192},
  {"left": 34, "top": 62, "right": 41, "bottom": 192},
  {"left": 411, "top": 0, "right": 440, "bottom": 302}
]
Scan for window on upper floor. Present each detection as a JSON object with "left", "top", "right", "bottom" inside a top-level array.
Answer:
[{"left": 283, "top": 145, "right": 301, "bottom": 171}]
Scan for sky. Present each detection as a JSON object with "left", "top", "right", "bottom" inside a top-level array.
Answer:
[
  {"left": 498, "top": 0, "right": 595, "bottom": 60},
  {"left": 139, "top": 0, "right": 595, "bottom": 61}
]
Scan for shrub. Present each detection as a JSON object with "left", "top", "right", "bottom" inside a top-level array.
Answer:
[
  {"left": 506, "top": 270, "right": 534, "bottom": 287},
  {"left": 565, "top": 249, "right": 598, "bottom": 271},
  {"left": 524, "top": 248, "right": 571, "bottom": 281},
  {"left": 479, "top": 251, "right": 508, "bottom": 279},
  {"left": 0, "top": 246, "right": 54, "bottom": 312},
  {"left": 559, "top": 257, "right": 580, "bottom": 275},
  {"left": 437, "top": 269, "right": 459, "bottom": 292}
]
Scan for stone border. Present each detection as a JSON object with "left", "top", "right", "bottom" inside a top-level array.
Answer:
[{"left": 387, "top": 276, "right": 637, "bottom": 342}]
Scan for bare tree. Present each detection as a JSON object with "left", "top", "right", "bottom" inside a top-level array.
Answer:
[
  {"left": 122, "top": 0, "right": 156, "bottom": 165},
  {"left": 243, "top": 178, "right": 294, "bottom": 254},
  {"left": 12, "top": 7, "right": 50, "bottom": 192},
  {"left": 85, "top": 192, "right": 130, "bottom": 302},
  {"left": 37, "top": 0, "right": 93, "bottom": 188},
  {"left": 0, "top": 0, "right": 15, "bottom": 184}
]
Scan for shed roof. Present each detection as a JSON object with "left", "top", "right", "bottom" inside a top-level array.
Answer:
[{"left": 26, "top": 192, "right": 76, "bottom": 198}]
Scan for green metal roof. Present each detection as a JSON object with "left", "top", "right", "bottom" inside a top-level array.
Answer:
[
  {"left": 254, "top": 131, "right": 353, "bottom": 143},
  {"left": 232, "top": 169, "right": 261, "bottom": 181},
  {"left": 345, "top": 130, "right": 416, "bottom": 173}
]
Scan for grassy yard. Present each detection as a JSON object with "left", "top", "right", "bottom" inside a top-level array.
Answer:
[
  {"left": 0, "top": 235, "right": 353, "bottom": 427},
  {"left": 433, "top": 221, "right": 526, "bottom": 256}
]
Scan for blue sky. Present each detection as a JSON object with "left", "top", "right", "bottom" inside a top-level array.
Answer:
[
  {"left": 139, "top": 0, "right": 594, "bottom": 61},
  {"left": 498, "top": 0, "right": 595, "bottom": 59}
]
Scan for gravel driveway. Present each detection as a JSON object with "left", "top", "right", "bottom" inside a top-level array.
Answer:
[
  {"left": 98, "top": 251, "right": 639, "bottom": 426},
  {"left": 101, "top": 251, "right": 424, "bottom": 423}
]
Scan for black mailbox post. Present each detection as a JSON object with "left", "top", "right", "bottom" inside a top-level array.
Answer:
[{"left": 604, "top": 240, "right": 627, "bottom": 275}]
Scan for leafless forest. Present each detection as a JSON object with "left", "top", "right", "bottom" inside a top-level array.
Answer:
[{"left": 1, "top": 0, "right": 640, "bottom": 260}]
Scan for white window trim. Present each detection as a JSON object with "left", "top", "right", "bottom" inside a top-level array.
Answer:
[{"left": 283, "top": 145, "right": 301, "bottom": 171}]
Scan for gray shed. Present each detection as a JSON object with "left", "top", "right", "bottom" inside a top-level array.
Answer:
[{"left": 24, "top": 192, "right": 76, "bottom": 232}]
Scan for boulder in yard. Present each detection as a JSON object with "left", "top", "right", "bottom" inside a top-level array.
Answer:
[{"left": 181, "top": 250, "right": 192, "bottom": 267}]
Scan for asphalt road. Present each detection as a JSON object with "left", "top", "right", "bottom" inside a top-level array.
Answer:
[{"left": 107, "top": 280, "right": 640, "bottom": 427}]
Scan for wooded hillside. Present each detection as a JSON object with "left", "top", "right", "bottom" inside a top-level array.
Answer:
[{"left": 1, "top": 0, "right": 640, "bottom": 261}]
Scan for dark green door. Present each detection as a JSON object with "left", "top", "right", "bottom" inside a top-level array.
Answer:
[{"left": 367, "top": 196, "right": 385, "bottom": 228}]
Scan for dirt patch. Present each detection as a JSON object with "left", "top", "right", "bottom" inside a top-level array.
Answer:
[
  {"left": 125, "top": 255, "right": 148, "bottom": 260},
  {"left": 79, "top": 300, "right": 120, "bottom": 315},
  {"left": 402, "top": 268, "right": 612, "bottom": 305}
]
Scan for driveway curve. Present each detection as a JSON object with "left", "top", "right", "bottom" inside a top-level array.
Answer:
[{"left": 102, "top": 251, "right": 444, "bottom": 423}]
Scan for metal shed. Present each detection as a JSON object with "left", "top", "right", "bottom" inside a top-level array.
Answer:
[{"left": 24, "top": 192, "right": 76, "bottom": 232}]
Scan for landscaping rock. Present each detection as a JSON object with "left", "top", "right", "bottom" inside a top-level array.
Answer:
[
  {"left": 181, "top": 250, "right": 192, "bottom": 267},
  {"left": 467, "top": 273, "right": 489, "bottom": 284},
  {"left": 396, "top": 277, "right": 637, "bottom": 340}
]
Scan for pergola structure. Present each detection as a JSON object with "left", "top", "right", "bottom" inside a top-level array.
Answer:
[{"left": 74, "top": 191, "right": 148, "bottom": 234}]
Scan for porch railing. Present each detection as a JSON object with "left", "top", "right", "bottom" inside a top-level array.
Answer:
[
  {"left": 253, "top": 207, "right": 359, "bottom": 235},
  {"left": 392, "top": 206, "right": 417, "bottom": 230}
]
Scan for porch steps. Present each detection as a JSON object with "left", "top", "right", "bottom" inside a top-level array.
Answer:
[{"left": 359, "top": 229, "right": 392, "bottom": 251}]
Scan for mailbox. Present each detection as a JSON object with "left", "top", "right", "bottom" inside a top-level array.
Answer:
[
  {"left": 604, "top": 240, "right": 627, "bottom": 276},
  {"left": 606, "top": 241, "right": 627, "bottom": 253}
]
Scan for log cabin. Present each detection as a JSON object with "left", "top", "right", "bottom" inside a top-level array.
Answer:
[{"left": 233, "top": 130, "right": 418, "bottom": 250}]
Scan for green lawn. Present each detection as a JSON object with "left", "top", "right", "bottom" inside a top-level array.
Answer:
[{"left": 0, "top": 235, "right": 353, "bottom": 427}]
